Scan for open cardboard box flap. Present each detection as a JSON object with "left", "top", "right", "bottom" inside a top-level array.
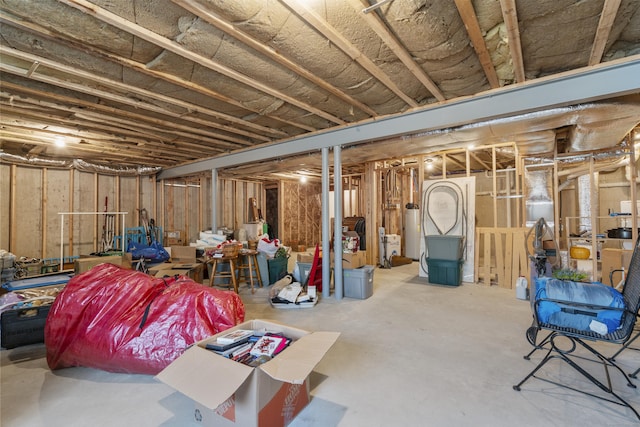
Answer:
[
  {"left": 154, "top": 269, "right": 190, "bottom": 278},
  {"left": 155, "top": 320, "right": 339, "bottom": 411},
  {"left": 260, "top": 331, "right": 340, "bottom": 383},
  {"left": 155, "top": 343, "right": 254, "bottom": 411}
]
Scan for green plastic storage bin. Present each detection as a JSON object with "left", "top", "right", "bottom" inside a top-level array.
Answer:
[
  {"left": 267, "top": 256, "right": 289, "bottom": 284},
  {"left": 426, "top": 258, "right": 463, "bottom": 286},
  {"left": 426, "top": 235, "right": 465, "bottom": 260}
]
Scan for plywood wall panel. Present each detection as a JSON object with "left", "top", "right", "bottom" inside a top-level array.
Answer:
[
  {"left": 220, "top": 180, "right": 234, "bottom": 230},
  {"left": 173, "top": 185, "right": 186, "bottom": 237},
  {"left": 139, "top": 175, "right": 155, "bottom": 228},
  {"left": 234, "top": 181, "right": 244, "bottom": 229},
  {"left": 0, "top": 164, "right": 11, "bottom": 250},
  {"left": 45, "top": 169, "right": 70, "bottom": 259},
  {"left": 119, "top": 176, "right": 138, "bottom": 230},
  {"left": 187, "top": 185, "right": 199, "bottom": 242},
  {"left": 13, "top": 167, "right": 42, "bottom": 258},
  {"left": 72, "top": 171, "right": 97, "bottom": 256},
  {"left": 97, "top": 174, "right": 116, "bottom": 252},
  {"left": 202, "top": 176, "right": 212, "bottom": 232}
]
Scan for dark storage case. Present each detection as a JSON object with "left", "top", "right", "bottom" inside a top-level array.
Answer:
[{"left": 1, "top": 305, "right": 51, "bottom": 349}]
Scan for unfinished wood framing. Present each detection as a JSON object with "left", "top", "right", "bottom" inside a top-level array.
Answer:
[
  {"left": 41, "top": 168, "right": 47, "bottom": 259},
  {"left": 365, "top": 161, "right": 378, "bottom": 266},
  {"left": 1, "top": 137, "right": 635, "bottom": 284},
  {"left": 475, "top": 227, "right": 529, "bottom": 288},
  {"left": 68, "top": 169, "right": 74, "bottom": 256},
  {"left": 280, "top": 180, "right": 321, "bottom": 247}
]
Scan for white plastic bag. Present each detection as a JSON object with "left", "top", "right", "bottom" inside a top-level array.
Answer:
[{"left": 257, "top": 235, "right": 280, "bottom": 258}]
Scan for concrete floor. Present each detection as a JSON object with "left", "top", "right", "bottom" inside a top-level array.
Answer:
[{"left": 1, "top": 262, "right": 639, "bottom": 426}]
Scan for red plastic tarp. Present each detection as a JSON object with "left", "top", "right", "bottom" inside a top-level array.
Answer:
[{"left": 45, "top": 263, "right": 245, "bottom": 375}]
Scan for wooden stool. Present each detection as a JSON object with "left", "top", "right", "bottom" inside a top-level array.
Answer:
[
  {"left": 237, "top": 249, "right": 263, "bottom": 294},
  {"left": 208, "top": 244, "right": 241, "bottom": 293}
]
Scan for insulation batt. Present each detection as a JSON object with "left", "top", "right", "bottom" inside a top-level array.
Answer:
[{"left": 45, "top": 263, "right": 245, "bottom": 375}]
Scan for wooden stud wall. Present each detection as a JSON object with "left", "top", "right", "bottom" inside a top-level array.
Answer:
[
  {"left": 1, "top": 165, "right": 157, "bottom": 259},
  {"left": 2, "top": 139, "right": 636, "bottom": 280},
  {"left": 280, "top": 180, "right": 322, "bottom": 247}
]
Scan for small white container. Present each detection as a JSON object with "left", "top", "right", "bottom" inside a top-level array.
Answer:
[{"left": 516, "top": 276, "right": 528, "bottom": 300}]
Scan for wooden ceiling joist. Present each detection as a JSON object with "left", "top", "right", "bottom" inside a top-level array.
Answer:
[
  {"left": 59, "top": 0, "right": 347, "bottom": 125},
  {"left": 0, "top": 86, "right": 245, "bottom": 154},
  {"left": 589, "top": 0, "right": 622, "bottom": 66},
  {"left": 0, "top": 108, "right": 224, "bottom": 159},
  {"left": 281, "top": 0, "right": 419, "bottom": 107},
  {"left": 0, "top": 131, "right": 180, "bottom": 166},
  {"left": 1, "top": 47, "right": 274, "bottom": 143},
  {"left": 0, "top": 68, "right": 251, "bottom": 150},
  {"left": 453, "top": 0, "right": 500, "bottom": 88},
  {"left": 0, "top": 10, "right": 318, "bottom": 134},
  {"left": 499, "top": 0, "right": 525, "bottom": 83},
  {"left": 354, "top": 0, "right": 446, "bottom": 101},
  {"left": 172, "top": 0, "right": 379, "bottom": 117}
]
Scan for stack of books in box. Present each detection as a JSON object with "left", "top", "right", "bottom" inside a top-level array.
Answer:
[{"left": 205, "top": 329, "right": 291, "bottom": 366}]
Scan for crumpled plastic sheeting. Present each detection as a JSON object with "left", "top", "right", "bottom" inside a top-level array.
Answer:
[{"left": 45, "top": 263, "right": 245, "bottom": 375}]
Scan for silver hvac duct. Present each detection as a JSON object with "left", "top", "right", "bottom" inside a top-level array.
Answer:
[
  {"left": 524, "top": 168, "right": 554, "bottom": 234},
  {"left": 576, "top": 174, "right": 598, "bottom": 234}
]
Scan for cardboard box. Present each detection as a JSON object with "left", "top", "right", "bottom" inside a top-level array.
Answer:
[
  {"left": 296, "top": 250, "right": 365, "bottom": 269},
  {"left": 601, "top": 248, "right": 633, "bottom": 286},
  {"left": 148, "top": 262, "right": 204, "bottom": 283},
  {"left": 296, "top": 251, "right": 322, "bottom": 263},
  {"left": 335, "top": 250, "right": 365, "bottom": 269},
  {"left": 156, "top": 319, "right": 340, "bottom": 427},
  {"left": 74, "top": 255, "right": 127, "bottom": 274},
  {"left": 171, "top": 246, "right": 197, "bottom": 263}
]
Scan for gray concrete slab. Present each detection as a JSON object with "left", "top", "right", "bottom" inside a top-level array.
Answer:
[{"left": 1, "top": 263, "right": 638, "bottom": 426}]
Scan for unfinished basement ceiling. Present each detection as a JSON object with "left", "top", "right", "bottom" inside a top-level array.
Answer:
[{"left": 0, "top": 0, "right": 639, "bottom": 178}]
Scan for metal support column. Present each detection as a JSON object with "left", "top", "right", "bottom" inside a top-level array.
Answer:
[
  {"left": 322, "top": 147, "right": 331, "bottom": 299},
  {"left": 334, "top": 146, "right": 343, "bottom": 299},
  {"left": 211, "top": 168, "right": 218, "bottom": 232}
]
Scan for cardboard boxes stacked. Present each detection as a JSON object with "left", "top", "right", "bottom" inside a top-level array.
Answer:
[
  {"left": 164, "top": 230, "right": 183, "bottom": 246},
  {"left": 156, "top": 319, "right": 339, "bottom": 427},
  {"left": 147, "top": 246, "right": 204, "bottom": 283},
  {"left": 74, "top": 254, "right": 130, "bottom": 274},
  {"left": 601, "top": 248, "right": 633, "bottom": 286}
]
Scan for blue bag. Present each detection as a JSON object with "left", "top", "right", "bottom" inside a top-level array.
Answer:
[
  {"left": 128, "top": 240, "right": 170, "bottom": 262},
  {"left": 535, "top": 277, "right": 625, "bottom": 334}
]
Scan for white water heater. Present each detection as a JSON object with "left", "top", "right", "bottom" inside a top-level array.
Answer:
[{"left": 405, "top": 208, "right": 421, "bottom": 260}]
